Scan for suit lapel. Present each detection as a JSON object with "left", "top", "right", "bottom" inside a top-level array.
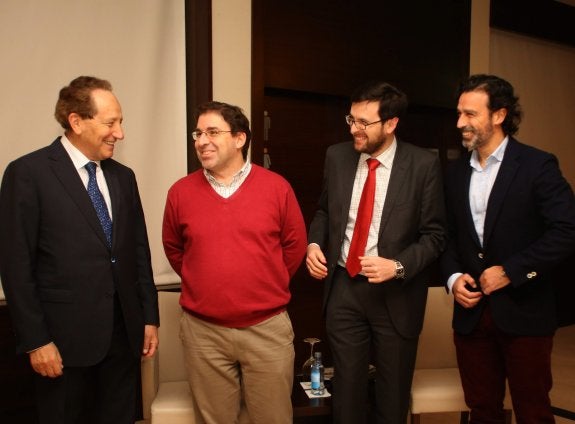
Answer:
[
  {"left": 378, "top": 143, "right": 407, "bottom": 236},
  {"left": 459, "top": 158, "right": 482, "bottom": 248},
  {"left": 339, "top": 145, "right": 360, "bottom": 233},
  {"left": 48, "top": 139, "right": 111, "bottom": 249},
  {"left": 483, "top": 139, "right": 520, "bottom": 245}
]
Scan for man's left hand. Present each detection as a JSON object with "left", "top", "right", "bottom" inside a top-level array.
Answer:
[
  {"left": 359, "top": 256, "right": 396, "bottom": 283},
  {"left": 479, "top": 265, "right": 510, "bottom": 295},
  {"left": 142, "top": 325, "right": 159, "bottom": 357}
]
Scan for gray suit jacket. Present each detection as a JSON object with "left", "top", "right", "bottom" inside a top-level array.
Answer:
[
  {"left": 0, "top": 138, "right": 159, "bottom": 366},
  {"left": 308, "top": 140, "right": 447, "bottom": 337}
]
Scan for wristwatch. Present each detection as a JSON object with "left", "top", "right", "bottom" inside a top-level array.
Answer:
[{"left": 393, "top": 260, "right": 405, "bottom": 279}]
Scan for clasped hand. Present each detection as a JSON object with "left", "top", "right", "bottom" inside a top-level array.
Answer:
[
  {"left": 306, "top": 245, "right": 396, "bottom": 283},
  {"left": 453, "top": 265, "right": 510, "bottom": 308}
]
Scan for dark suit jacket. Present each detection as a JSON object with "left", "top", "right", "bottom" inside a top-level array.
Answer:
[
  {"left": 308, "top": 141, "right": 447, "bottom": 338},
  {"left": 0, "top": 138, "right": 159, "bottom": 366},
  {"left": 441, "top": 138, "right": 575, "bottom": 336}
]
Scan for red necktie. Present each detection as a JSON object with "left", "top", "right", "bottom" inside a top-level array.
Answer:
[{"left": 346, "top": 158, "right": 379, "bottom": 277}]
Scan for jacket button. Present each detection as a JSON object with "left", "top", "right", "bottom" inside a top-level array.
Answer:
[{"left": 478, "top": 253, "right": 484, "bottom": 259}]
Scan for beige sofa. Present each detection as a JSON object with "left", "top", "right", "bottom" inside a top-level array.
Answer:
[
  {"left": 141, "top": 291, "right": 203, "bottom": 424},
  {"left": 410, "top": 286, "right": 511, "bottom": 424}
]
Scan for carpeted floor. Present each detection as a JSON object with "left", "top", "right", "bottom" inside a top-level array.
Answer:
[{"left": 417, "top": 324, "right": 575, "bottom": 423}]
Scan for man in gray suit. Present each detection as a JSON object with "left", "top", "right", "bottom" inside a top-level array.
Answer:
[{"left": 306, "top": 81, "right": 447, "bottom": 423}]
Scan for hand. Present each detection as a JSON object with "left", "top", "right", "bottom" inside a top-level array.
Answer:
[
  {"left": 29, "top": 342, "right": 63, "bottom": 378},
  {"left": 479, "top": 266, "right": 510, "bottom": 295},
  {"left": 142, "top": 325, "right": 159, "bottom": 357},
  {"left": 359, "top": 256, "right": 395, "bottom": 283},
  {"left": 306, "top": 244, "right": 328, "bottom": 280},
  {"left": 452, "top": 274, "right": 483, "bottom": 308}
]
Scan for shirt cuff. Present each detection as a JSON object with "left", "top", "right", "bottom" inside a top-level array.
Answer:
[
  {"left": 27, "top": 342, "right": 53, "bottom": 354},
  {"left": 446, "top": 273, "right": 462, "bottom": 294}
]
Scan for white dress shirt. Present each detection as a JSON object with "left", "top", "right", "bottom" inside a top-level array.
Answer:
[
  {"left": 60, "top": 135, "right": 113, "bottom": 220},
  {"left": 339, "top": 139, "right": 397, "bottom": 269},
  {"left": 447, "top": 137, "right": 508, "bottom": 292}
]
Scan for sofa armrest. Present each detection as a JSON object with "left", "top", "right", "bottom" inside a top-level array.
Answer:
[{"left": 141, "top": 352, "right": 160, "bottom": 420}]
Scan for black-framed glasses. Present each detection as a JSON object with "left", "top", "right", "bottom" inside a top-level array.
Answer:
[
  {"left": 191, "top": 129, "right": 232, "bottom": 140},
  {"left": 345, "top": 115, "right": 383, "bottom": 130}
]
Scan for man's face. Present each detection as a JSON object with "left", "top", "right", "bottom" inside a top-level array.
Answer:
[
  {"left": 457, "top": 90, "right": 496, "bottom": 152},
  {"left": 194, "top": 112, "right": 245, "bottom": 176},
  {"left": 348, "top": 101, "right": 390, "bottom": 156},
  {"left": 73, "top": 89, "right": 124, "bottom": 161}
]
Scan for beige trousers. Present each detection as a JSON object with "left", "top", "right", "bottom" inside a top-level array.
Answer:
[{"left": 180, "top": 311, "right": 295, "bottom": 424}]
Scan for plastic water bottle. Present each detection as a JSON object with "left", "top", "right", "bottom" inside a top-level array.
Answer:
[{"left": 310, "top": 351, "right": 325, "bottom": 395}]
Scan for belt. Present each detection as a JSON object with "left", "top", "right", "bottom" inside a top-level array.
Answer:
[{"left": 336, "top": 265, "right": 368, "bottom": 282}]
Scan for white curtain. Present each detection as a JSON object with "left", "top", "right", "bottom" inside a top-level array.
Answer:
[{"left": 0, "top": 0, "right": 186, "bottom": 299}]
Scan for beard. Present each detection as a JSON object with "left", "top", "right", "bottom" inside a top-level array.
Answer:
[
  {"left": 460, "top": 122, "right": 493, "bottom": 151},
  {"left": 354, "top": 131, "right": 386, "bottom": 155}
]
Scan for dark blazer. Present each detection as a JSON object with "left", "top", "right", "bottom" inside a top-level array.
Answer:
[
  {"left": 441, "top": 138, "right": 575, "bottom": 336},
  {"left": 308, "top": 140, "right": 447, "bottom": 338},
  {"left": 0, "top": 138, "right": 159, "bottom": 366}
]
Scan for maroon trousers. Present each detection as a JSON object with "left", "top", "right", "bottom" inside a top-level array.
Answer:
[{"left": 454, "top": 303, "right": 555, "bottom": 424}]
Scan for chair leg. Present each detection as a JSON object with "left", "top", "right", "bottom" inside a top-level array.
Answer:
[
  {"left": 460, "top": 411, "right": 470, "bottom": 423},
  {"left": 504, "top": 408, "right": 512, "bottom": 424},
  {"left": 410, "top": 413, "right": 421, "bottom": 424}
]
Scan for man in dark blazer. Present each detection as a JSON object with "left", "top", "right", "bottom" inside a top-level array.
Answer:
[
  {"left": 442, "top": 74, "right": 575, "bottom": 423},
  {"left": 306, "top": 81, "right": 447, "bottom": 424},
  {"left": 0, "top": 76, "right": 159, "bottom": 424}
]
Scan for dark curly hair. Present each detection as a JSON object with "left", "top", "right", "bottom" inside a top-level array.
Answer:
[
  {"left": 195, "top": 101, "right": 252, "bottom": 159},
  {"left": 54, "top": 76, "right": 113, "bottom": 131},
  {"left": 457, "top": 74, "right": 522, "bottom": 136}
]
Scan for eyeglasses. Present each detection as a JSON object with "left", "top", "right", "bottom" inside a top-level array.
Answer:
[
  {"left": 191, "top": 129, "right": 232, "bottom": 140},
  {"left": 345, "top": 115, "right": 383, "bottom": 130}
]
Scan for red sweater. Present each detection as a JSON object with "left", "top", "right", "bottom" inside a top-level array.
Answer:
[{"left": 162, "top": 165, "right": 307, "bottom": 327}]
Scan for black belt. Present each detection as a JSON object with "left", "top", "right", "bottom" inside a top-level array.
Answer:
[{"left": 336, "top": 265, "right": 368, "bottom": 282}]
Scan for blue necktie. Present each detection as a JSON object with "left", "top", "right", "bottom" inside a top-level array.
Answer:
[{"left": 85, "top": 162, "right": 112, "bottom": 247}]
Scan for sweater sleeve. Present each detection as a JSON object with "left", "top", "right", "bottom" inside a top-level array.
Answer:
[
  {"left": 280, "top": 185, "right": 308, "bottom": 278},
  {"left": 162, "top": 187, "right": 184, "bottom": 276}
]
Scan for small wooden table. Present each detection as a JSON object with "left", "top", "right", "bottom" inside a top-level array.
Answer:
[{"left": 292, "top": 377, "right": 332, "bottom": 418}]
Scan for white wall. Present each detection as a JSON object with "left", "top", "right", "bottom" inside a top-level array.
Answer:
[
  {"left": 490, "top": 30, "right": 575, "bottom": 187},
  {"left": 0, "top": 0, "right": 187, "bottom": 299},
  {"left": 212, "top": 0, "right": 252, "bottom": 117},
  {"left": 470, "top": 0, "right": 575, "bottom": 188}
]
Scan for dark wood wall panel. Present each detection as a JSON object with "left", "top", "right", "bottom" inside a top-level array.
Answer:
[
  {"left": 491, "top": 0, "right": 575, "bottom": 47},
  {"left": 262, "top": 0, "right": 471, "bottom": 108},
  {"left": 253, "top": 0, "right": 472, "bottom": 369},
  {"left": 0, "top": 305, "right": 37, "bottom": 423}
]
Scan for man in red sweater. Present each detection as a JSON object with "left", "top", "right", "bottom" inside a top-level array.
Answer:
[{"left": 162, "top": 101, "right": 307, "bottom": 424}]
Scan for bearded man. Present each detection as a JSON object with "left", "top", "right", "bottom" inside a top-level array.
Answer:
[{"left": 306, "top": 80, "right": 447, "bottom": 424}]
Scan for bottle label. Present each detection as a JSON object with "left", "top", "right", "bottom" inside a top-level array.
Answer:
[{"left": 311, "top": 369, "right": 320, "bottom": 389}]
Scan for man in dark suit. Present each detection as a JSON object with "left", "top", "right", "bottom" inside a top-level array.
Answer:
[
  {"left": 0, "top": 76, "right": 159, "bottom": 424},
  {"left": 441, "top": 74, "right": 575, "bottom": 423},
  {"left": 306, "top": 81, "right": 447, "bottom": 423}
]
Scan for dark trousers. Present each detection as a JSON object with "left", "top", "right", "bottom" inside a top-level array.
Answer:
[
  {"left": 455, "top": 303, "right": 555, "bottom": 424},
  {"left": 35, "top": 297, "right": 139, "bottom": 424},
  {"left": 326, "top": 267, "right": 418, "bottom": 424}
]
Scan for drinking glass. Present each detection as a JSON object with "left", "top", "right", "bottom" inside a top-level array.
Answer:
[{"left": 301, "top": 337, "right": 320, "bottom": 381}]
